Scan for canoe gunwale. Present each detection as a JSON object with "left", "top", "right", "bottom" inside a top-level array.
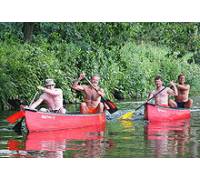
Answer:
[
  {"left": 146, "top": 103, "right": 190, "bottom": 111},
  {"left": 24, "top": 109, "right": 105, "bottom": 117}
]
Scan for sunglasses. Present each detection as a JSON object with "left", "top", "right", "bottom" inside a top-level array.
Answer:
[{"left": 46, "top": 84, "right": 55, "bottom": 87}]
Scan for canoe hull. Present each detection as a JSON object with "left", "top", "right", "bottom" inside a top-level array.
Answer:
[
  {"left": 25, "top": 111, "right": 106, "bottom": 132},
  {"left": 144, "top": 103, "right": 191, "bottom": 122}
]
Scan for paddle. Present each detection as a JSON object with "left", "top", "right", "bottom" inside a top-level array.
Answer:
[
  {"left": 29, "top": 91, "right": 39, "bottom": 107},
  {"left": 119, "top": 86, "right": 167, "bottom": 119},
  {"left": 6, "top": 110, "right": 25, "bottom": 124},
  {"left": 84, "top": 76, "right": 118, "bottom": 114},
  {"left": 12, "top": 91, "right": 39, "bottom": 132},
  {"left": 6, "top": 92, "right": 39, "bottom": 124}
]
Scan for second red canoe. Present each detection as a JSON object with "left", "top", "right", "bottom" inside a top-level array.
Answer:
[{"left": 144, "top": 103, "right": 191, "bottom": 122}]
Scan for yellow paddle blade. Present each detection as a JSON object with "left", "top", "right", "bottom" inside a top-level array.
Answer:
[
  {"left": 120, "top": 120, "right": 134, "bottom": 128},
  {"left": 118, "top": 111, "right": 134, "bottom": 120}
]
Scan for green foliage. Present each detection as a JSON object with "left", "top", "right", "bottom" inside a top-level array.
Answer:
[
  {"left": 119, "top": 42, "right": 200, "bottom": 98},
  {"left": 0, "top": 22, "right": 200, "bottom": 110}
]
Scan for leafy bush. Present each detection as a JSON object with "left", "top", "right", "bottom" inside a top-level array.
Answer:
[
  {"left": 0, "top": 22, "right": 200, "bottom": 110},
  {"left": 119, "top": 42, "right": 200, "bottom": 98}
]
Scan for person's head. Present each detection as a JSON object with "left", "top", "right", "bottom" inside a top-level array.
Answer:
[
  {"left": 91, "top": 74, "right": 100, "bottom": 86},
  {"left": 154, "top": 75, "right": 163, "bottom": 88},
  {"left": 178, "top": 73, "right": 185, "bottom": 84},
  {"left": 45, "top": 79, "right": 55, "bottom": 89}
]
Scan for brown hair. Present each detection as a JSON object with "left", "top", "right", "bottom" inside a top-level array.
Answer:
[
  {"left": 154, "top": 75, "right": 162, "bottom": 81},
  {"left": 178, "top": 73, "right": 185, "bottom": 79}
]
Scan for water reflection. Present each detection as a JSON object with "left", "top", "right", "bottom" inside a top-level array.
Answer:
[
  {"left": 1, "top": 99, "right": 200, "bottom": 158},
  {"left": 6, "top": 125, "right": 112, "bottom": 158},
  {"left": 145, "top": 119, "right": 190, "bottom": 157}
]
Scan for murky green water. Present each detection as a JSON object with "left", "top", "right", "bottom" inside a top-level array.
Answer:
[{"left": 0, "top": 98, "right": 200, "bottom": 158}]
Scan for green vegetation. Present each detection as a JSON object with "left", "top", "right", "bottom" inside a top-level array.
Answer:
[{"left": 0, "top": 22, "right": 200, "bottom": 110}]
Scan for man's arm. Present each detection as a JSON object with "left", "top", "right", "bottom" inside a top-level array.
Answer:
[
  {"left": 38, "top": 86, "right": 61, "bottom": 96},
  {"left": 29, "top": 97, "right": 44, "bottom": 109},
  {"left": 147, "top": 91, "right": 154, "bottom": 101},
  {"left": 97, "top": 88, "right": 105, "bottom": 97},
  {"left": 177, "top": 84, "right": 190, "bottom": 91},
  {"left": 168, "top": 81, "right": 178, "bottom": 96},
  {"left": 72, "top": 73, "right": 85, "bottom": 91}
]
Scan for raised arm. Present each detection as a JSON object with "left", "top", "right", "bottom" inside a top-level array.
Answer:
[
  {"left": 37, "top": 86, "right": 61, "bottom": 96},
  {"left": 167, "top": 81, "right": 178, "bottom": 96},
  {"left": 72, "top": 73, "right": 85, "bottom": 91}
]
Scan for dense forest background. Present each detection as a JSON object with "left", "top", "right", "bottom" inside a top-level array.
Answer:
[{"left": 0, "top": 22, "right": 200, "bottom": 110}]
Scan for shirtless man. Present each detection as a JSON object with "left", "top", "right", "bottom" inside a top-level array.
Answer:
[
  {"left": 174, "top": 73, "right": 193, "bottom": 108},
  {"left": 29, "top": 79, "right": 66, "bottom": 114},
  {"left": 148, "top": 75, "right": 178, "bottom": 107},
  {"left": 72, "top": 73, "right": 105, "bottom": 114}
]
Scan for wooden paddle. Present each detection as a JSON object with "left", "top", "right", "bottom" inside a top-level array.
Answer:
[
  {"left": 119, "top": 86, "right": 167, "bottom": 119},
  {"left": 84, "top": 76, "right": 118, "bottom": 114}
]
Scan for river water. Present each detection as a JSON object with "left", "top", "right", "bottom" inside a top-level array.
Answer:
[{"left": 0, "top": 98, "right": 200, "bottom": 158}]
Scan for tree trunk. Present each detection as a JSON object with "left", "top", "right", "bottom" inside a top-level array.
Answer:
[{"left": 23, "top": 22, "right": 35, "bottom": 42}]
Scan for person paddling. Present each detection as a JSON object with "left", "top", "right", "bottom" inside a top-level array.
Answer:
[
  {"left": 147, "top": 75, "right": 178, "bottom": 107},
  {"left": 29, "top": 79, "right": 66, "bottom": 114},
  {"left": 72, "top": 73, "right": 105, "bottom": 114},
  {"left": 174, "top": 73, "right": 193, "bottom": 108}
]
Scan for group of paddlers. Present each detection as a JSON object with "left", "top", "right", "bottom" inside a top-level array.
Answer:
[
  {"left": 28, "top": 72, "right": 193, "bottom": 114},
  {"left": 29, "top": 73, "right": 105, "bottom": 114},
  {"left": 148, "top": 73, "right": 192, "bottom": 109}
]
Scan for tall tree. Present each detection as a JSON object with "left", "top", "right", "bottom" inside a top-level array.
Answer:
[{"left": 22, "top": 22, "right": 35, "bottom": 42}]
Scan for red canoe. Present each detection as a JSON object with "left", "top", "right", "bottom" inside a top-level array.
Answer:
[
  {"left": 144, "top": 103, "right": 191, "bottom": 122},
  {"left": 24, "top": 110, "right": 106, "bottom": 132}
]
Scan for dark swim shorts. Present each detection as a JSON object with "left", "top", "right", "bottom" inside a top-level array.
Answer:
[{"left": 176, "top": 102, "right": 186, "bottom": 108}]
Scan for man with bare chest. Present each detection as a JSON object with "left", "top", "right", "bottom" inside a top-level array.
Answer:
[
  {"left": 72, "top": 73, "right": 105, "bottom": 114},
  {"left": 29, "top": 79, "right": 66, "bottom": 114},
  {"left": 174, "top": 73, "right": 193, "bottom": 108},
  {"left": 148, "top": 75, "right": 178, "bottom": 107}
]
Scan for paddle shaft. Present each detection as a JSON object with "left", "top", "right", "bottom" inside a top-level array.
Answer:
[
  {"left": 12, "top": 91, "right": 39, "bottom": 132},
  {"left": 135, "top": 86, "right": 167, "bottom": 111},
  {"left": 29, "top": 91, "right": 39, "bottom": 106}
]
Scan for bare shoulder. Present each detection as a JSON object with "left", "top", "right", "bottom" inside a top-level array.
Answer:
[
  {"left": 185, "top": 84, "right": 190, "bottom": 90},
  {"left": 186, "top": 84, "right": 190, "bottom": 88}
]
